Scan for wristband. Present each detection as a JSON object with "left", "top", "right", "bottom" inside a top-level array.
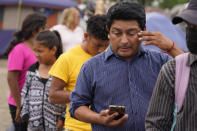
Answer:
[{"left": 163, "top": 41, "right": 175, "bottom": 53}]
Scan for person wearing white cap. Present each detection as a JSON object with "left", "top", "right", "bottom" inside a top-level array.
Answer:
[{"left": 145, "top": 0, "right": 197, "bottom": 130}]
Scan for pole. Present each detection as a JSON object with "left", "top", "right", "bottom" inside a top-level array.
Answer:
[{"left": 16, "top": 0, "right": 22, "bottom": 29}]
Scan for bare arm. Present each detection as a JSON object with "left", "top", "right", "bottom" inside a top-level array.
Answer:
[
  {"left": 74, "top": 106, "right": 128, "bottom": 127},
  {"left": 49, "top": 76, "right": 71, "bottom": 104},
  {"left": 7, "top": 71, "right": 23, "bottom": 122},
  {"left": 138, "top": 31, "right": 184, "bottom": 58},
  {"left": 7, "top": 71, "right": 21, "bottom": 108}
]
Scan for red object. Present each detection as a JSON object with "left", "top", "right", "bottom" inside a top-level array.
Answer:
[{"left": 163, "top": 41, "right": 175, "bottom": 53}]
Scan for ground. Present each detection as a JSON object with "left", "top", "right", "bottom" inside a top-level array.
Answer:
[{"left": 0, "top": 59, "right": 12, "bottom": 130}]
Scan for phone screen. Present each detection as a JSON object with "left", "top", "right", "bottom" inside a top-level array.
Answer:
[{"left": 108, "top": 105, "right": 125, "bottom": 120}]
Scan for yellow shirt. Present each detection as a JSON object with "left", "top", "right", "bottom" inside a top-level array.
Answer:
[{"left": 49, "top": 45, "right": 92, "bottom": 131}]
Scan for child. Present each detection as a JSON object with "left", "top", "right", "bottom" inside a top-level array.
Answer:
[
  {"left": 20, "top": 30, "right": 66, "bottom": 131},
  {"left": 5, "top": 13, "right": 46, "bottom": 131}
]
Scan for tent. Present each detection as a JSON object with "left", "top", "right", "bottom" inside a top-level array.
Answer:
[
  {"left": 0, "top": 0, "right": 78, "bottom": 57},
  {"left": 0, "top": 0, "right": 77, "bottom": 9},
  {"left": 142, "top": 12, "right": 187, "bottom": 52},
  {"left": 0, "top": 30, "right": 15, "bottom": 57}
]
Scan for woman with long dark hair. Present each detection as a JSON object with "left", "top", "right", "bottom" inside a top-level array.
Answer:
[{"left": 5, "top": 13, "right": 46, "bottom": 131}]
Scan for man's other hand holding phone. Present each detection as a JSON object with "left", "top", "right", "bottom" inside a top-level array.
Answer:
[{"left": 96, "top": 105, "right": 128, "bottom": 127}]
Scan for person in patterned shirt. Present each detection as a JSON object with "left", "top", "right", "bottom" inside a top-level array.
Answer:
[{"left": 20, "top": 30, "right": 65, "bottom": 131}]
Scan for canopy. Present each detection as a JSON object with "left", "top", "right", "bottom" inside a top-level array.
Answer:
[
  {"left": 143, "top": 12, "right": 187, "bottom": 52},
  {"left": 0, "top": 30, "right": 15, "bottom": 56},
  {"left": 0, "top": 0, "right": 77, "bottom": 9}
]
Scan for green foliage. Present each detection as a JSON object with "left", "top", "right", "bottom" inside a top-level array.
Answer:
[
  {"left": 137, "top": 0, "right": 188, "bottom": 8},
  {"left": 93, "top": 0, "right": 188, "bottom": 9},
  {"left": 138, "top": 0, "right": 148, "bottom": 5},
  {"left": 159, "top": 0, "right": 189, "bottom": 9},
  {"left": 109, "top": 0, "right": 137, "bottom": 2}
]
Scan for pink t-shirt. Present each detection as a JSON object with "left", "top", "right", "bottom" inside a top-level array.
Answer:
[{"left": 7, "top": 43, "right": 37, "bottom": 106}]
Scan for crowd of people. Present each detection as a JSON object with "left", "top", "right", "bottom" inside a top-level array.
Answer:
[{"left": 4, "top": 0, "right": 197, "bottom": 130}]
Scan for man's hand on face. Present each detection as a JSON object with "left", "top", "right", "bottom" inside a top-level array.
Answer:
[
  {"left": 138, "top": 31, "right": 173, "bottom": 51},
  {"left": 98, "top": 109, "right": 128, "bottom": 127}
]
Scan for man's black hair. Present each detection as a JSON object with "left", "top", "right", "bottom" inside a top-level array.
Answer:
[
  {"left": 86, "top": 14, "right": 108, "bottom": 40},
  {"left": 107, "top": 2, "right": 146, "bottom": 30}
]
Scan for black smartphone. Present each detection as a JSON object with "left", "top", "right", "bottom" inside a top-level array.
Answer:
[{"left": 108, "top": 105, "right": 125, "bottom": 120}]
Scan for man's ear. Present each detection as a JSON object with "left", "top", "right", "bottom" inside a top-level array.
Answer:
[
  {"left": 106, "top": 26, "right": 110, "bottom": 39},
  {"left": 143, "top": 25, "right": 146, "bottom": 31},
  {"left": 106, "top": 25, "right": 109, "bottom": 32},
  {"left": 84, "top": 32, "right": 89, "bottom": 40},
  {"left": 51, "top": 46, "right": 57, "bottom": 55}
]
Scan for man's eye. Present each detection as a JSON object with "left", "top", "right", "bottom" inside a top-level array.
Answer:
[
  {"left": 96, "top": 44, "right": 103, "bottom": 48},
  {"left": 128, "top": 33, "right": 135, "bottom": 36},
  {"left": 113, "top": 32, "right": 121, "bottom": 36},
  {"left": 128, "top": 32, "right": 138, "bottom": 36}
]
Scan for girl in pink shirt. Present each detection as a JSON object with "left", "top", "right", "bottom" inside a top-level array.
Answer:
[{"left": 4, "top": 13, "right": 46, "bottom": 131}]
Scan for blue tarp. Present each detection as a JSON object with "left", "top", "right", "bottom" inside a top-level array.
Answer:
[
  {"left": 143, "top": 12, "right": 187, "bottom": 52},
  {"left": 0, "top": 0, "right": 77, "bottom": 9},
  {"left": 0, "top": 0, "right": 77, "bottom": 57},
  {"left": 0, "top": 30, "right": 15, "bottom": 56}
]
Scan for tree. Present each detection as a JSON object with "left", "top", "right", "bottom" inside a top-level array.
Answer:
[
  {"left": 159, "top": 0, "right": 188, "bottom": 9},
  {"left": 96, "top": 0, "right": 188, "bottom": 9}
]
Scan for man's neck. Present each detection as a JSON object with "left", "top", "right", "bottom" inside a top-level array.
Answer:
[{"left": 81, "top": 42, "right": 93, "bottom": 56}]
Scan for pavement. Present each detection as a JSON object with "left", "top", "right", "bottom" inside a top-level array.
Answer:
[{"left": 0, "top": 59, "right": 12, "bottom": 130}]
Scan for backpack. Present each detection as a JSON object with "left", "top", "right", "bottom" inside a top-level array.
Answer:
[{"left": 170, "top": 53, "right": 190, "bottom": 131}]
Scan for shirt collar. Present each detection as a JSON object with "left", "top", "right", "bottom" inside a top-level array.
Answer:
[
  {"left": 104, "top": 46, "right": 114, "bottom": 61},
  {"left": 104, "top": 45, "right": 146, "bottom": 61},
  {"left": 187, "top": 53, "right": 197, "bottom": 66}
]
